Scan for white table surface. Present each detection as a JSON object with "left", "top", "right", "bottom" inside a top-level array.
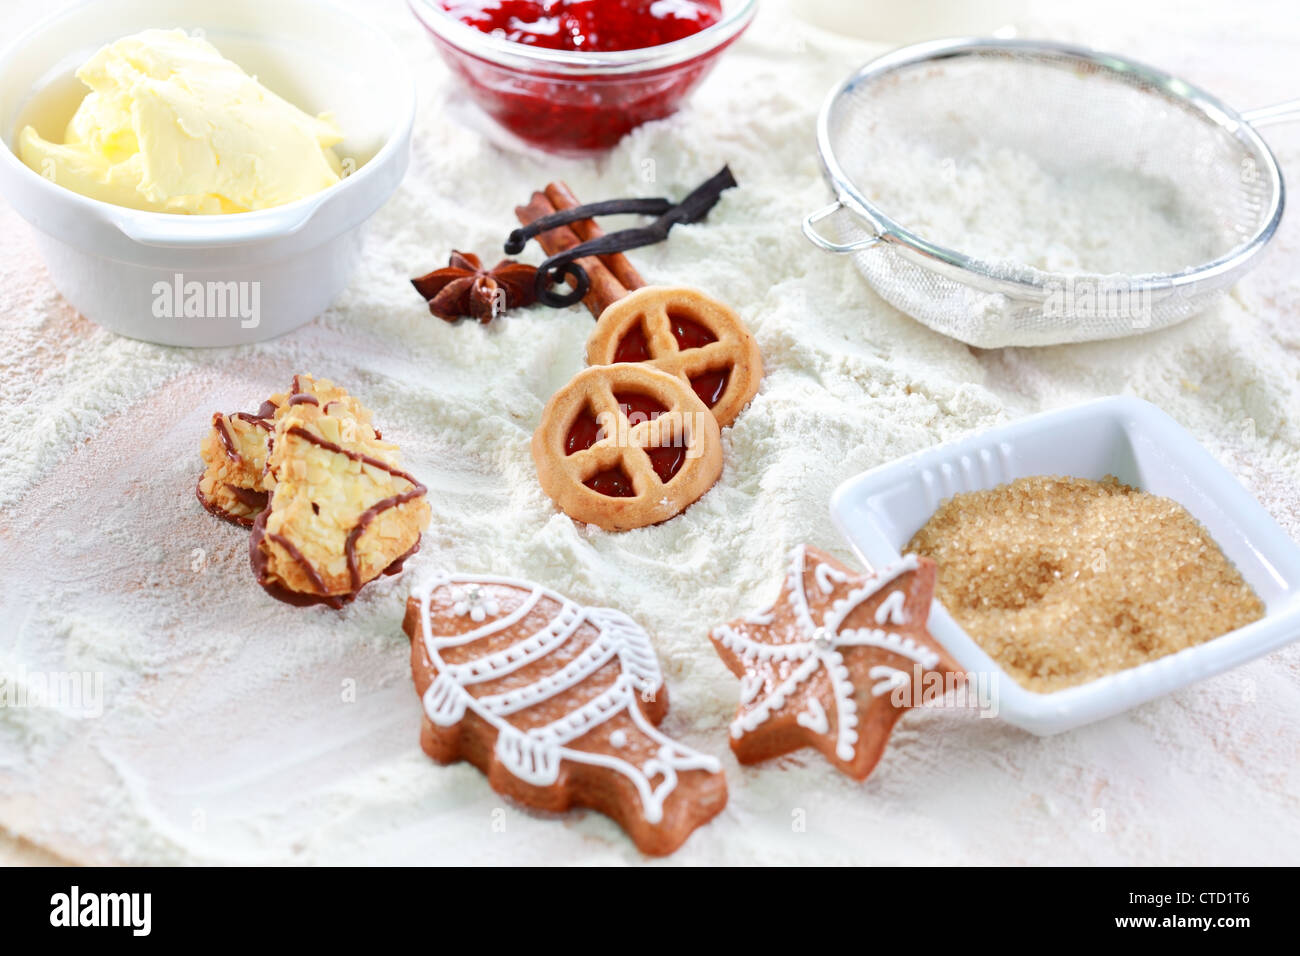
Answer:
[{"left": 1, "top": 0, "right": 1298, "bottom": 865}]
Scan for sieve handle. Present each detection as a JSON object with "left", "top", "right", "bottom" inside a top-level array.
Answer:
[
  {"left": 1242, "top": 99, "right": 1300, "bottom": 128},
  {"left": 802, "top": 201, "right": 882, "bottom": 254}
]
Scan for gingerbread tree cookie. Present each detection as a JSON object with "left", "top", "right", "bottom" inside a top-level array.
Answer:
[
  {"left": 404, "top": 571, "right": 727, "bottom": 855},
  {"left": 711, "top": 545, "right": 959, "bottom": 780}
]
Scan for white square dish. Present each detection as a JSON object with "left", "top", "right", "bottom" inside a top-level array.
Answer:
[{"left": 829, "top": 396, "right": 1300, "bottom": 735}]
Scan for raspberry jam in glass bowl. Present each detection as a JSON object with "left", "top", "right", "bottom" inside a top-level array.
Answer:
[
  {"left": 445, "top": 1, "right": 723, "bottom": 51},
  {"left": 410, "top": 0, "right": 758, "bottom": 152}
]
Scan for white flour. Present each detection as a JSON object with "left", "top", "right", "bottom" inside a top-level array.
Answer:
[
  {"left": 834, "top": 51, "right": 1241, "bottom": 277},
  {"left": 855, "top": 141, "right": 1228, "bottom": 274},
  {"left": 1, "top": 0, "right": 1298, "bottom": 865}
]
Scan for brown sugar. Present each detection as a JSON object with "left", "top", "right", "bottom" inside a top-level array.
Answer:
[{"left": 906, "top": 475, "right": 1264, "bottom": 693}]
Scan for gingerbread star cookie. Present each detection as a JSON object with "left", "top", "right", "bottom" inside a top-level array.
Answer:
[
  {"left": 710, "top": 545, "right": 959, "bottom": 780},
  {"left": 196, "top": 374, "right": 379, "bottom": 526},
  {"left": 250, "top": 397, "right": 429, "bottom": 608},
  {"left": 404, "top": 571, "right": 727, "bottom": 855}
]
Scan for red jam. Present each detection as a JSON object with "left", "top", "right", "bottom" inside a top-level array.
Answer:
[
  {"left": 435, "top": 0, "right": 736, "bottom": 151},
  {"left": 610, "top": 321, "right": 727, "bottom": 409},
  {"left": 565, "top": 392, "right": 684, "bottom": 494},
  {"left": 689, "top": 368, "right": 728, "bottom": 407},
  {"left": 446, "top": 1, "right": 722, "bottom": 52},
  {"left": 585, "top": 467, "right": 635, "bottom": 496},
  {"left": 565, "top": 406, "right": 603, "bottom": 454},
  {"left": 668, "top": 313, "right": 716, "bottom": 349},
  {"left": 645, "top": 445, "right": 684, "bottom": 483},
  {"left": 613, "top": 390, "right": 666, "bottom": 422},
  {"left": 613, "top": 392, "right": 684, "bottom": 484},
  {"left": 614, "top": 323, "right": 652, "bottom": 362}
]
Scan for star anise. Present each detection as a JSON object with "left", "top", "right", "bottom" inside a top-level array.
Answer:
[{"left": 411, "top": 251, "right": 539, "bottom": 324}]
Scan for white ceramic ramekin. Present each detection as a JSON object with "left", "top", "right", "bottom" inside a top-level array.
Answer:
[
  {"left": 831, "top": 396, "right": 1300, "bottom": 735},
  {"left": 0, "top": 0, "right": 415, "bottom": 346}
]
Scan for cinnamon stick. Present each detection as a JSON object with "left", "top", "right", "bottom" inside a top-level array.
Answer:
[
  {"left": 544, "top": 182, "right": 646, "bottom": 293},
  {"left": 515, "top": 192, "right": 628, "bottom": 319}
]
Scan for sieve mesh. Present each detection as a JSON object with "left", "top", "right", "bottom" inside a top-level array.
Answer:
[{"left": 813, "top": 41, "right": 1284, "bottom": 348}]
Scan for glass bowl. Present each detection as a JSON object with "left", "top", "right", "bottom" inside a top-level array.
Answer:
[{"left": 409, "top": 0, "right": 758, "bottom": 153}]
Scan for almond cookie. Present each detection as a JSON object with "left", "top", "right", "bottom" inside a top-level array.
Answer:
[
  {"left": 710, "top": 545, "right": 961, "bottom": 780},
  {"left": 269, "top": 373, "right": 378, "bottom": 436},
  {"left": 531, "top": 364, "right": 722, "bottom": 532},
  {"left": 251, "top": 399, "right": 430, "bottom": 608},
  {"left": 196, "top": 374, "right": 379, "bottom": 526},
  {"left": 586, "top": 286, "right": 762, "bottom": 427},
  {"left": 196, "top": 407, "right": 277, "bottom": 526},
  {"left": 404, "top": 570, "right": 727, "bottom": 855}
]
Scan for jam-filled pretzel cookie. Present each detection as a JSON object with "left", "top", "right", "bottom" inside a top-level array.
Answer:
[
  {"left": 531, "top": 363, "right": 722, "bottom": 531},
  {"left": 196, "top": 374, "right": 379, "bottom": 526},
  {"left": 586, "top": 286, "right": 762, "bottom": 427},
  {"left": 250, "top": 397, "right": 429, "bottom": 608},
  {"left": 710, "top": 545, "right": 961, "bottom": 780},
  {"left": 404, "top": 570, "right": 727, "bottom": 855}
]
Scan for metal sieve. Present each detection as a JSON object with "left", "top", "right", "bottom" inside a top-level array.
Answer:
[{"left": 803, "top": 38, "right": 1300, "bottom": 348}]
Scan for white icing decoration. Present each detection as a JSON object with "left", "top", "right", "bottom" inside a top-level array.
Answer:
[
  {"left": 820, "top": 554, "right": 919, "bottom": 636},
  {"left": 712, "top": 624, "right": 812, "bottom": 663},
  {"left": 814, "top": 562, "right": 848, "bottom": 594},
  {"left": 738, "top": 674, "right": 764, "bottom": 705},
  {"left": 476, "top": 633, "right": 619, "bottom": 718},
  {"left": 729, "top": 655, "right": 820, "bottom": 738},
  {"left": 592, "top": 607, "right": 662, "bottom": 699},
  {"left": 452, "top": 584, "right": 502, "bottom": 622},
  {"left": 836, "top": 628, "right": 939, "bottom": 669},
  {"left": 795, "top": 699, "right": 829, "bottom": 734},
  {"left": 422, "top": 671, "right": 468, "bottom": 727},
  {"left": 785, "top": 545, "right": 819, "bottom": 637},
  {"left": 495, "top": 724, "right": 561, "bottom": 784},
  {"left": 869, "top": 665, "right": 910, "bottom": 698},
  {"left": 445, "top": 601, "right": 584, "bottom": 687},
  {"left": 875, "top": 590, "right": 909, "bottom": 626},
  {"left": 413, "top": 571, "right": 720, "bottom": 825},
  {"left": 438, "top": 586, "right": 544, "bottom": 648},
  {"left": 823, "top": 648, "right": 859, "bottom": 761},
  {"left": 729, "top": 548, "right": 927, "bottom": 764}
]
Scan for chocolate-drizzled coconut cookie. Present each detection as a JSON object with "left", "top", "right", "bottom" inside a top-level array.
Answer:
[
  {"left": 197, "top": 406, "right": 277, "bottom": 526},
  {"left": 250, "top": 396, "right": 429, "bottom": 608},
  {"left": 196, "top": 374, "right": 378, "bottom": 526}
]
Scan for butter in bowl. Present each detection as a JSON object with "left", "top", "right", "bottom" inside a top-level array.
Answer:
[
  {"left": 0, "top": 0, "right": 415, "bottom": 346},
  {"left": 18, "top": 28, "right": 346, "bottom": 216}
]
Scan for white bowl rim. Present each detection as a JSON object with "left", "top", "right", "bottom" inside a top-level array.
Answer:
[{"left": 0, "top": 0, "right": 417, "bottom": 242}]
